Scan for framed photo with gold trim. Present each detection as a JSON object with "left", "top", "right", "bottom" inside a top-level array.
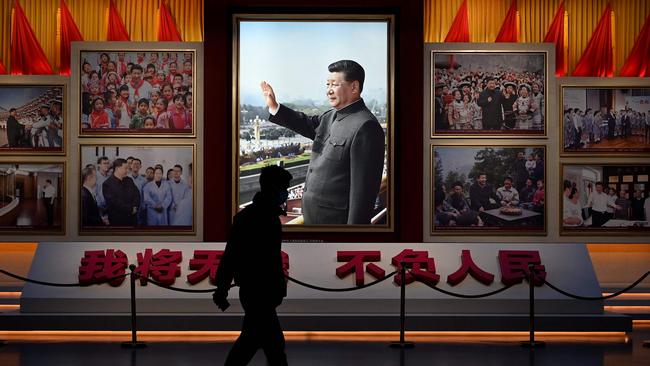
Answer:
[
  {"left": 559, "top": 78, "right": 650, "bottom": 156},
  {"left": 72, "top": 42, "right": 201, "bottom": 137},
  {"left": 431, "top": 144, "right": 546, "bottom": 235},
  {"left": 79, "top": 143, "right": 195, "bottom": 235},
  {"left": 232, "top": 14, "right": 395, "bottom": 232},
  {"left": 0, "top": 162, "right": 65, "bottom": 234},
  {"left": 427, "top": 44, "right": 551, "bottom": 138},
  {"left": 560, "top": 163, "right": 650, "bottom": 235},
  {"left": 0, "top": 76, "right": 67, "bottom": 155}
]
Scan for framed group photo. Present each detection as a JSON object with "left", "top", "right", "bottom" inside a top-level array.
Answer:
[
  {"left": 232, "top": 14, "right": 395, "bottom": 232},
  {"left": 0, "top": 76, "right": 67, "bottom": 155},
  {"left": 429, "top": 46, "right": 548, "bottom": 138},
  {"left": 561, "top": 163, "right": 650, "bottom": 235},
  {"left": 73, "top": 42, "right": 200, "bottom": 137},
  {"left": 0, "top": 162, "right": 65, "bottom": 234},
  {"left": 431, "top": 145, "right": 546, "bottom": 235},
  {"left": 79, "top": 144, "right": 195, "bottom": 235},
  {"left": 560, "top": 78, "right": 650, "bottom": 156}
]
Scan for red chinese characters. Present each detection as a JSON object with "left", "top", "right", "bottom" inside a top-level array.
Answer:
[
  {"left": 134, "top": 249, "right": 183, "bottom": 285},
  {"left": 391, "top": 249, "right": 440, "bottom": 286},
  {"left": 336, "top": 251, "right": 386, "bottom": 286},
  {"left": 187, "top": 250, "right": 224, "bottom": 285},
  {"left": 447, "top": 250, "right": 495, "bottom": 286},
  {"left": 78, "top": 249, "right": 128, "bottom": 286},
  {"left": 498, "top": 250, "right": 546, "bottom": 286}
]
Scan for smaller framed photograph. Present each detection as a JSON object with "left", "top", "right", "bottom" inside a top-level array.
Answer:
[
  {"left": 0, "top": 162, "right": 65, "bottom": 234},
  {"left": 73, "top": 42, "right": 200, "bottom": 137},
  {"left": 79, "top": 144, "right": 195, "bottom": 235},
  {"left": 0, "top": 76, "right": 67, "bottom": 155},
  {"left": 561, "top": 163, "right": 650, "bottom": 235},
  {"left": 431, "top": 145, "right": 546, "bottom": 235},
  {"left": 560, "top": 78, "right": 650, "bottom": 156},
  {"left": 428, "top": 45, "right": 549, "bottom": 138}
]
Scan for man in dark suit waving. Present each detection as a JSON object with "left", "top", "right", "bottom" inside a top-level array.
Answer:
[{"left": 261, "top": 60, "right": 385, "bottom": 225}]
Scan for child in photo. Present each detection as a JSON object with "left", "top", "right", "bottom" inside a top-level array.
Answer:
[
  {"left": 90, "top": 97, "right": 110, "bottom": 129},
  {"left": 130, "top": 98, "right": 150, "bottom": 129}
]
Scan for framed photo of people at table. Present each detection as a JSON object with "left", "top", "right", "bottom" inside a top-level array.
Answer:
[
  {"left": 431, "top": 145, "right": 546, "bottom": 235},
  {"left": 72, "top": 42, "right": 201, "bottom": 137},
  {"left": 232, "top": 14, "right": 395, "bottom": 232},
  {"left": 0, "top": 76, "right": 67, "bottom": 155},
  {"left": 428, "top": 44, "right": 550, "bottom": 138},
  {"left": 78, "top": 144, "right": 195, "bottom": 235},
  {"left": 559, "top": 78, "right": 650, "bottom": 156},
  {"left": 0, "top": 162, "right": 65, "bottom": 234},
  {"left": 560, "top": 163, "right": 650, "bottom": 235}
]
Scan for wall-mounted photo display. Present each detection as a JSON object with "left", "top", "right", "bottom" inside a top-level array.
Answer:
[
  {"left": 561, "top": 163, "right": 650, "bottom": 235},
  {"left": 430, "top": 48, "right": 548, "bottom": 138},
  {"left": 79, "top": 144, "right": 195, "bottom": 235},
  {"left": 560, "top": 79, "right": 650, "bottom": 156},
  {"left": 0, "top": 76, "right": 67, "bottom": 155},
  {"left": 0, "top": 162, "right": 65, "bottom": 234},
  {"left": 73, "top": 43, "right": 199, "bottom": 137},
  {"left": 233, "top": 14, "right": 394, "bottom": 232},
  {"left": 431, "top": 145, "right": 546, "bottom": 235}
]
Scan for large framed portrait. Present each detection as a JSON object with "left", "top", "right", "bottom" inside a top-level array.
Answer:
[
  {"left": 431, "top": 145, "right": 546, "bottom": 235},
  {"left": 0, "top": 76, "right": 67, "bottom": 155},
  {"left": 561, "top": 163, "right": 650, "bottom": 235},
  {"left": 427, "top": 44, "right": 550, "bottom": 138},
  {"left": 559, "top": 78, "right": 650, "bottom": 156},
  {"left": 232, "top": 14, "right": 395, "bottom": 231},
  {"left": 72, "top": 42, "right": 201, "bottom": 137},
  {"left": 0, "top": 162, "right": 65, "bottom": 234},
  {"left": 79, "top": 144, "right": 195, "bottom": 235}
]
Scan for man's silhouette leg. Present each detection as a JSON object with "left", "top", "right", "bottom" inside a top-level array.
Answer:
[
  {"left": 261, "top": 309, "right": 288, "bottom": 366},
  {"left": 224, "top": 311, "right": 262, "bottom": 366}
]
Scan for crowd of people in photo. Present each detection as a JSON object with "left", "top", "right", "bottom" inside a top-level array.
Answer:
[
  {"left": 240, "top": 143, "right": 305, "bottom": 165},
  {"left": 563, "top": 107, "right": 650, "bottom": 149},
  {"left": 434, "top": 65, "right": 544, "bottom": 131},
  {"left": 80, "top": 52, "right": 193, "bottom": 130},
  {"left": 563, "top": 180, "right": 650, "bottom": 227},
  {"left": 0, "top": 88, "right": 64, "bottom": 148},
  {"left": 434, "top": 152, "right": 545, "bottom": 227},
  {"left": 81, "top": 155, "right": 192, "bottom": 228}
]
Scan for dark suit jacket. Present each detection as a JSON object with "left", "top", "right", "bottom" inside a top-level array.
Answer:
[
  {"left": 477, "top": 89, "right": 504, "bottom": 129},
  {"left": 7, "top": 116, "right": 23, "bottom": 147},
  {"left": 81, "top": 186, "right": 102, "bottom": 227},
  {"left": 269, "top": 99, "right": 385, "bottom": 224},
  {"left": 102, "top": 175, "right": 140, "bottom": 226}
]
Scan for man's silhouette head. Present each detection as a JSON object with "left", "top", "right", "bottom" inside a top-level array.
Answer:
[{"left": 260, "top": 165, "right": 293, "bottom": 204}]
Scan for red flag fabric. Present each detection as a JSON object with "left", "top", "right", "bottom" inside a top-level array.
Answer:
[
  {"left": 59, "top": 0, "right": 84, "bottom": 76},
  {"left": 0, "top": 60, "right": 5, "bottom": 74},
  {"left": 107, "top": 0, "right": 130, "bottom": 41},
  {"left": 444, "top": 0, "right": 470, "bottom": 42},
  {"left": 544, "top": 1, "right": 566, "bottom": 76},
  {"left": 620, "top": 13, "right": 650, "bottom": 77},
  {"left": 495, "top": 0, "right": 518, "bottom": 42},
  {"left": 158, "top": 0, "right": 182, "bottom": 41},
  {"left": 10, "top": 0, "right": 53, "bottom": 75},
  {"left": 573, "top": 4, "right": 613, "bottom": 77}
]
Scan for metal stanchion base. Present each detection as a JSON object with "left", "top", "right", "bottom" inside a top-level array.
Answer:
[
  {"left": 121, "top": 341, "right": 147, "bottom": 349},
  {"left": 520, "top": 341, "right": 546, "bottom": 348},
  {"left": 390, "top": 341, "right": 415, "bottom": 349},
  {"left": 643, "top": 340, "right": 650, "bottom": 348}
]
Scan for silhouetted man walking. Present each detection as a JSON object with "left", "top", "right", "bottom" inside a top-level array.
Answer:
[{"left": 214, "top": 165, "right": 293, "bottom": 366}]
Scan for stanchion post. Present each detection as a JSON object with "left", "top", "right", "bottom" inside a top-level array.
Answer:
[
  {"left": 390, "top": 261, "right": 414, "bottom": 349},
  {"left": 122, "top": 264, "right": 147, "bottom": 349},
  {"left": 521, "top": 264, "right": 545, "bottom": 348}
]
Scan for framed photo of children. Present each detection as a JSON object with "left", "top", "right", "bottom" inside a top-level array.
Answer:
[
  {"left": 560, "top": 163, "right": 650, "bottom": 235},
  {"left": 79, "top": 144, "right": 195, "bottom": 235},
  {"left": 0, "top": 76, "right": 67, "bottom": 155},
  {"left": 431, "top": 145, "right": 546, "bottom": 235},
  {"left": 428, "top": 44, "right": 550, "bottom": 138},
  {"left": 0, "top": 162, "right": 65, "bottom": 234},
  {"left": 559, "top": 78, "right": 650, "bottom": 156},
  {"left": 233, "top": 14, "right": 395, "bottom": 232},
  {"left": 72, "top": 42, "right": 200, "bottom": 137}
]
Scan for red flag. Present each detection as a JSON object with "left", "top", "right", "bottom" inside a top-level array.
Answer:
[
  {"left": 544, "top": 1, "right": 566, "bottom": 76},
  {"left": 573, "top": 4, "right": 614, "bottom": 77},
  {"left": 495, "top": 0, "right": 518, "bottom": 42},
  {"left": 10, "top": 0, "right": 53, "bottom": 75},
  {"left": 444, "top": 0, "right": 470, "bottom": 42},
  {"left": 0, "top": 60, "right": 5, "bottom": 74},
  {"left": 59, "top": 0, "right": 83, "bottom": 76},
  {"left": 620, "top": 13, "right": 650, "bottom": 77},
  {"left": 107, "top": 0, "right": 130, "bottom": 41},
  {"left": 158, "top": 0, "right": 182, "bottom": 41}
]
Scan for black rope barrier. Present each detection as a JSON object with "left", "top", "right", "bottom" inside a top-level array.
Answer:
[
  {"left": 542, "top": 271, "right": 650, "bottom": 301},
  {"left": 285, "top": 271, "right": 398, "bottom": 292},
  {"left": 138, "top": 276, "right": 219, "bottom": 293},
  {"left": 0, "top": 269, "right": 129, "bottom": 287},
  {"left": 405, "top": 269, "right": 515, "bottom": 298}
]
